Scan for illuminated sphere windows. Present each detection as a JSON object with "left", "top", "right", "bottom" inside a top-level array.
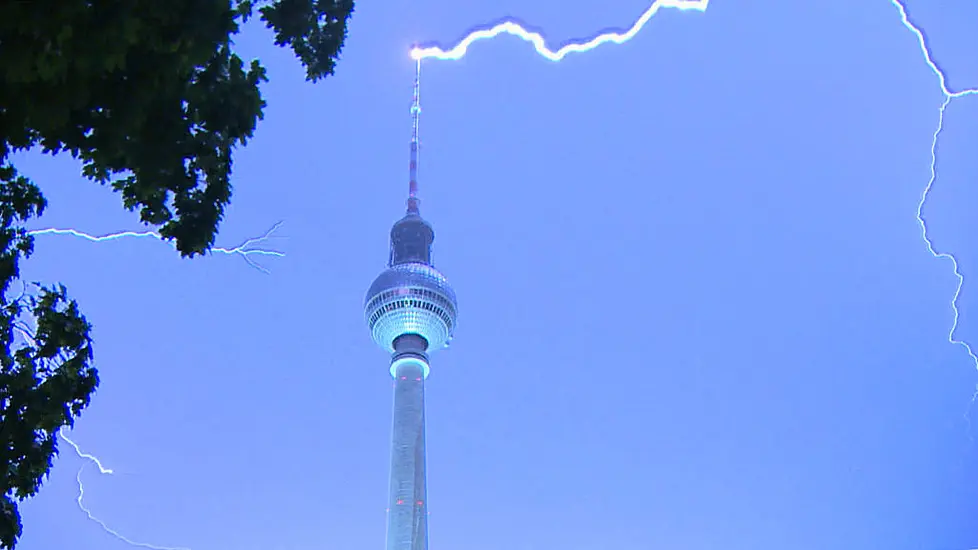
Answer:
[{"left": 364, "top": 262, "right": 457, "bottom": 354}]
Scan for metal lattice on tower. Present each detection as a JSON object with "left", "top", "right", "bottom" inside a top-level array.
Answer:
[{"left": 364, "top": 58, "right": 457, "bottom": 550}]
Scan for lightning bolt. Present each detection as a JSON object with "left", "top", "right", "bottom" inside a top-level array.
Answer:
[
  {"left": 411, "top": 0, "right": 978, "bottom": 435},
  {"left": 15, "top": 221, "right": 284, "bottom": 546},
  {"left": 28, "top": 221, "right": 286, "bottom": 274},
  {"left": 890, "top": 0, "right": 978, "bottom": 436},
  {"left": 10, "top": 327, "right": 183, "bottom": 548},
  {"left": 11, "top": 325, "right": 171, "bottom": 547},
  {"left": 409, "top": 0, "right": 709, "bottom": 61},
  {"left": 58, "top": 429, "right": 192, "bottom": 550}
]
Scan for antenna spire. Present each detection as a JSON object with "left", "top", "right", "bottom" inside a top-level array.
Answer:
[{"left": 407, "top": 58, "right": 422, "bottom": 215}]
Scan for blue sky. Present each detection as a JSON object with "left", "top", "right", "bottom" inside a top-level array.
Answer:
[{"left": 15, "top": 1, "right": 978, "bottom": 549}]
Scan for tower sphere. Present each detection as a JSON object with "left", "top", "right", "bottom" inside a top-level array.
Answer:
[{"left": 364, "top": 262, "right": 458, "bottom": 354}]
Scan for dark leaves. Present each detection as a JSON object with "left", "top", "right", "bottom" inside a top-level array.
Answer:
[
  {"left": 0, "top": 226, "right": 97, "bottom": 550},
  {"left": 259, "top": 0, "right": 354, "bottom": 81},
  {"left": 0, "top": 498, "right": 20, "bottom": 550},
  {"left": 0, "top": 0, "right": 351, "bottom": 547},
  {"left": 0, "top": 0, "right": 350, "bottom": 256}
]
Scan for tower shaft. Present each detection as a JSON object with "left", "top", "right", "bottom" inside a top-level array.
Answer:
[{"left": 386, "top": 358, "right": 429, "bottom": 550}]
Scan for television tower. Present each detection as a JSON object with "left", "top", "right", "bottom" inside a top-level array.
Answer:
[{"left": 364, "top": 59, "right": 458, "bottom": 550}]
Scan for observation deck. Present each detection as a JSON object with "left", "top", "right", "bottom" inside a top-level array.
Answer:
[{"left": 365, "top": 205, "right": 458, "bottom": 372}]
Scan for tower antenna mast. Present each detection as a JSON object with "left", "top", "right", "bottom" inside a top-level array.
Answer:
[{"left": 407, "top": 58, "right": 422, "bottom": 214}]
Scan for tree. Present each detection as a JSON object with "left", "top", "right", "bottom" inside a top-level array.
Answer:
[{"left": 0, "top": 1, "right": 354, "bottom": 546}]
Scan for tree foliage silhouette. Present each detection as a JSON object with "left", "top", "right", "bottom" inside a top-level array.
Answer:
[{"left": 0, "top": 1, "right": 354, "bottom": 546}]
